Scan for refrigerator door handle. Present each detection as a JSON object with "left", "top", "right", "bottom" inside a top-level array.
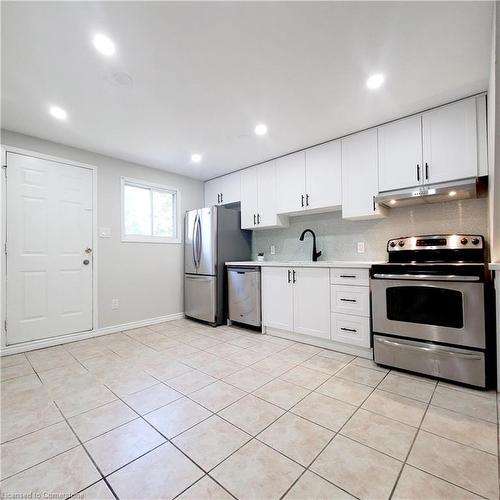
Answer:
[
  {"left": 192, "top": 213, "right": 199, "bottom": 268},
  {"left": 196, "top": 214, "right": 203, "bottom": 267}
]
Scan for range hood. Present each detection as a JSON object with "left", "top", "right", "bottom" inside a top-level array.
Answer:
[{"left": 375, "top": 177, "right": 487, "bottom": 209}]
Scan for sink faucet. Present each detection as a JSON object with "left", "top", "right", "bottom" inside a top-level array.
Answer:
[{"left": 299, "top": 229, "right": 322, "bottom": 262}]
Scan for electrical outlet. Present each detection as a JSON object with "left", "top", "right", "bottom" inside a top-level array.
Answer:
[
  {"left": 357, "top": 241, "right": 366, "bottom": 253},
  {"left": 270, "top": 245, "right": 276, "bottom": 255},
  {"left": 111, "top": 298, "right": 120, "bottom": 310}
]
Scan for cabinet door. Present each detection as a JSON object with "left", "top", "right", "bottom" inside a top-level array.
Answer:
[
  {"left": 341, "top": 129, "right": 385, "bottom": 220},
  {"left": 240, "top": 167, "right": 258, "bottom": 229},
  {"left": 262, "top": 267, "right": 293, "bottom": 331},
  {"left": 219, "top": 171, "right": 241, "bottom": 205},
  {"left": 276, "top": 151, "right": 306, "bottom": 214},
  {"left": 378, "top": 115, "right": 423, "bottom": 192},
  {"left": 292, "top": 268, "right": 330, "bottom": 339},
  {"left": 305, "top": 140, "right": 342, "bottom": 210},
  {"left": 422, "top": 98, "right": 478, "bottom": 185},
  {"left": 257, "top": 160, "right": 278, "bottom": 227},
  {"left": 204, "top": 178, "right": 221, "bottom": 206}
]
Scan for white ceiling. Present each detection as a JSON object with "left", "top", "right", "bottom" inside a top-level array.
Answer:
[{"left": 1, "top": 1, "right": 494, "bottom": 180}]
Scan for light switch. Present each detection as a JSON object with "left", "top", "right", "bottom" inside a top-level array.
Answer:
[
  {"left": 357, "top": 241, "right": 366, "bottom": 253},
  {"left": 99, "top": 227, "right": 112, "bottom": 238},
  {"left": 270, "top": 245, "right": 276, "bottom": 255}
]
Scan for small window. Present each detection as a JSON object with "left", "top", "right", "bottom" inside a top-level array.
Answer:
[{"left": 121, "top": 177, "right": 181, "bottom": 243}]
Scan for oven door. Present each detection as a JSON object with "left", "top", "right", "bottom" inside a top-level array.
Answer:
[{"left": 371, "top": 276, "right": 485, "bottom": 348}]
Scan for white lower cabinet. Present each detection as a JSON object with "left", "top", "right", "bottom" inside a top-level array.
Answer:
[
  {"left": 331, "top": 313, "right": 370, "bottom": 348},
  {"left": 262, "top": 267, "right": 330, "bottom": 339}
]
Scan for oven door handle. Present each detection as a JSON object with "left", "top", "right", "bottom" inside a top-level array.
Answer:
[
  {"left": 372, "top": 273, "right": 480, "bottom": 282},
  {"left": 374, "top": 337, "right": 484, "bottom": 360}
]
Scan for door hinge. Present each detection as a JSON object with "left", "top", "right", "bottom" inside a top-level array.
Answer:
[
  {"left": 4, "top": 320, "right": 7, "bottom": 332},
  {"left": 2, "top": 165, "right": 6, "bottom": 178},
  {"left": 4, "top": 242, "right": 7, "bottom": 255}
]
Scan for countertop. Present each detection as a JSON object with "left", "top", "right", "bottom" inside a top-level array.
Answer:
[
  {"left": 225, "top": 260, "right": 382, "bottom": 269},
  {"left": 489, "top": 263, "right": 500, "bottom": 271}
]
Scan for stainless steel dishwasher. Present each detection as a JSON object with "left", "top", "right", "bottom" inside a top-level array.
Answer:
[{"left": 227, "top": 266, "right": 261, "bottom": 328}]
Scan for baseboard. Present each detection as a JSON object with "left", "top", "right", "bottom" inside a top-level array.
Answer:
[
  {"left": 0, "top": 312, "right": 185, "bottom": 356},
  {"left": 265, "top": 327, "right": 373, "bottom": 359}
]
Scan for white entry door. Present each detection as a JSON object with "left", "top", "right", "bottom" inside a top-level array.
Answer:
[{"left": 6, "top": 152, "right": 93, "bottom": 345}]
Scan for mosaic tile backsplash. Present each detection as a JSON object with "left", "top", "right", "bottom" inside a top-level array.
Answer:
[{"left": 251, "top": 198, "right": 489, "bottom": 262}]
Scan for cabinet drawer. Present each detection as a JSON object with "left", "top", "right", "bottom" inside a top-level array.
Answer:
[
  {"left": 331, "top": 313, "right": 370, "bottom": 348},
  {"left": 330, "top": 268, "right": 369, "bottom": 286},
  {"left": 331, "top": 285, "right": 369, "bottom": 317}
]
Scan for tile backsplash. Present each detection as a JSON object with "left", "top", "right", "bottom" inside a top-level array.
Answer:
[{"left": 252, "top": 198, "right": 489, "bottom": 262}]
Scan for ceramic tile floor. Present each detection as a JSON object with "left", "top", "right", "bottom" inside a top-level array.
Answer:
[{"left": 1, "top": 319, "right": 499, "bottom": 500}]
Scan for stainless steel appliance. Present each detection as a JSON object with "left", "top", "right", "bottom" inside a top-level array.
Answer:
[
  {"left": 227, "top": 266, "right": 261, "bottom": 328},
  {"left": 184, "top": 206, "right": 251, "bottom": 325},
  {"left": 371, "top": 234, "right": 493, "bottom": 388}
]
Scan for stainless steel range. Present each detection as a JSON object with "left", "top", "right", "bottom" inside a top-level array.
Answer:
[{"left": 371, "top": 234, "right": 493, "bottom": 388}]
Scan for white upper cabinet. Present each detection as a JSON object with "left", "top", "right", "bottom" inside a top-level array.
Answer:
[
  {"left": 422, "top": 97, "right": 478, "bottom": 185},
  {"left": 240, "top": 161, "right": 288, "bottom": 229},
  {"left": 204, "top": 171, "right": 241, "bottom": 206},
  {"left": 342, "top": 129, "right": 386, "bottom": 220},
  {"left": 276, "top": 151, "right": 306, "bottom": 213},
  {"left": 305, "top": 140, "right": 342, "bottom": 211},
  {"left": 378, "top": 115, "right": 423, "bottom": 192}
]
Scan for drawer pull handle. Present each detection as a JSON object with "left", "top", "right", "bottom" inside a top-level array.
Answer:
[
  {"left": 340, "top": 275, "right": 356, "bottom": 278},
  {"left": 340, "top": 298, "right": 357, "bottom": 303},
  {"left": 340, "top": 327, "right": 357, "bottom": 333}
]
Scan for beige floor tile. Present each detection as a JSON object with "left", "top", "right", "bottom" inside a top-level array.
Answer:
[
  {"left": 251, "top": 356, "right": 298, "bottom": 377},
  {"left": 227, "top": 336, "right": 260, "bottom": 349},
  {"left": 280, "top": 365, "right": 331, "bottom": 390},
  {"left": 182, "top": 350, "right": 220, "bottom": 369},
  {"left": 0, "top": 353, "right": 28, "bottom": 368},
  {"left": 122, "top": 383, "right": 182, "bottom": 414},
  {"left": 392, "top": 465, "right": 483, "bottom": 500},
  {"left": 219, "top": 394, "right": 284, "bottom": 435},
  {"left": 258, "top": 413, "right": 334, "bottom": 466},
  {"left": 431, "top": 385, "right": 497, "bottom": 423},
  {"left": 64, "top": 339, "right": 114, "bottom": 361},
  {"left": 223, "top": 367, "right": 275, "bottom": 392},
  {"left": 78, "top": 480, "right": 116, "bottom": 499},
  {"left": 315, "top": 350, "right": 355, "bottom": 363},
  {"left": 335, "top": 364, "right": 387, "bottom": 388},
  {"left": 275, "top": 348, "right": 315, "bottom": 364},
  {"left": 226, "top": 349, "right": 269, "bottom": 366},
  {"left": 145, "top": 397, "right": 212, "bottom": 438},
  {"left": 1, "top": 362, "right": 34, "bottom": 381},
  {"left": 165, "top": 344, "right": 201, "bottom": 357},
  {"left": 311, "top": 435, "right": 402, "bottom": 500},
  {"left": 378, "top": 372, "right": 435, "bottom": 402},
  {"left": 285, "top": 470, "right": 355, "bottom": 500},
  {"left": 408, "top": 431, "right": 499, "bottom": 499},
  {"left": 200, "top": 358, "right": 245, "bottom": 378},
  {"left": 190, "top": 381, "right": 246, "bottom": 412},
  {"left": 341, "top": 408, "right": 417, "bottom": 460},
  {"left": 361, "top": 390, "right": 427, "bottom": 427},
  {"left": 316, "top": 377, "right": 373, "bottom": 406},
  {"left": 108, "top": 442, "right": 203, "bottom": 499},
  {"left": 212, "top": 439, "right": 304, "bottom": 500},
  {"left": 205, "top": 343, "right": 245, "bottom": 358},
  {"left": 0, "top": 421, "right": 79, "bottom": 479},
  {"left": 100, "top": 369, "right": 158, "bottom": 397},
  {"left": 253, "top": 379, "right": 310, "bottom": 410},
  {"left": 1, "top": 374, "right": 42, "bottom": 397},
  {"left": 85, "top": 418, "right": 165, "bottom": 475},
  {"left": 350, "top": 356, "right": 389, "bottom": 373},
  {"left": 68, "top": 400, "right": 137, "bottom": 442},
  {"left": 143, "top": 359, "right": 193, "bottom": 381},
  {"left": 177, "top": 476, "right": 233, "bottom": 500},
  {"left": 422, "top": 405, "right": 497, "bottom": 454},
  {"left": 38, "top": 364, "right": 90, "bottom": 389},
  {"left": 26, "top": 346, "right": 77, "bottom": 372},
  {"left": 167, "top": 369, "right": 217, "bottom": 394},
  {"left": 291, "top": 392, "right": 356, "bottom": 431},
  {"left": 301, "top": 355, "right": 348, "bottom": 375},
  {"left": 172, "top": 415, "right": 250, "bottom": 471},
  {"left": 1, "top": 446, "right": 100, "bottom": 498}
]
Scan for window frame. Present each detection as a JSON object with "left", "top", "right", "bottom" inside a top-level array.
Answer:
[{"left": 121, "top": 176, "right": 181, "bottom": 244}]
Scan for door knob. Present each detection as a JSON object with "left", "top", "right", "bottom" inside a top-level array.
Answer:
[
  {"left": 85, "top": 248, "right": 92, "bottom": 254},
  {"left": 83, "top": 259, "right": 90, "bottom": 265}
]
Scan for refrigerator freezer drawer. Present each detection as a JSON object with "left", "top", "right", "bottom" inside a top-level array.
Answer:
[
  {"left": 228, "top": 267, "right": 261, "bottom": 327},
  {"left": 373, "top": 335, "right": 485, "bottom": 387},
  {"left": 184, "top": 274, "right": 216, "bottom": 323}
]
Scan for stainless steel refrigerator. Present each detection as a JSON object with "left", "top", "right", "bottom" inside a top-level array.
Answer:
[{"left": 184, "top": 206, "right": 251, "bottom": 325}]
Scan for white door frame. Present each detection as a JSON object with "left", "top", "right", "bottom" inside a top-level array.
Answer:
[{"left": 0, "top": 145, "right": 99, "bottom": 351}]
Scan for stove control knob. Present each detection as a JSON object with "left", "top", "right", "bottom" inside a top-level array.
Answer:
[
  {"left": 389, "top": 241, "right": 397, "bottom": 248},
  {"left": 460, "top": 238, "right": 468, "bottom": 245},
  {"left": 472, "top": 238, "right": 480, "bottom": 245},
  {"left": 398, "top": 240, "right": 405, "bottom": 247}
]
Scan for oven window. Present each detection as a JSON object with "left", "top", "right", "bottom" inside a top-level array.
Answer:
[{"left": 386, "top": 286, "right": 464, "bottom": 328}]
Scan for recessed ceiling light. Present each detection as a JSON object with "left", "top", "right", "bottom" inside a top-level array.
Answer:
[
  {"left": 449, "top": 190, "right": 457, "bottom": 197},
  {"left": 389, "top": 199, "right": 397, "bottom": 205},
  {"left": 254, "top": 123, "right": 268, "bottom": 136},
  {"left": 93, "top": 34, "right": 115, "bottom": 56},
  {"left": 191, "top": 153, "right": 202, "bottom": 163},
  {"left": 366, "top": 73, "right": 385, "bottom": 90},
  {"left": 49, "top": 106, "right": 67, "bottom": 120}
]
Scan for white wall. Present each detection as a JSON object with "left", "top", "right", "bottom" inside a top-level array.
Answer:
[{"left": 1, "top": 129, "right": 204, "bottom": 328}]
